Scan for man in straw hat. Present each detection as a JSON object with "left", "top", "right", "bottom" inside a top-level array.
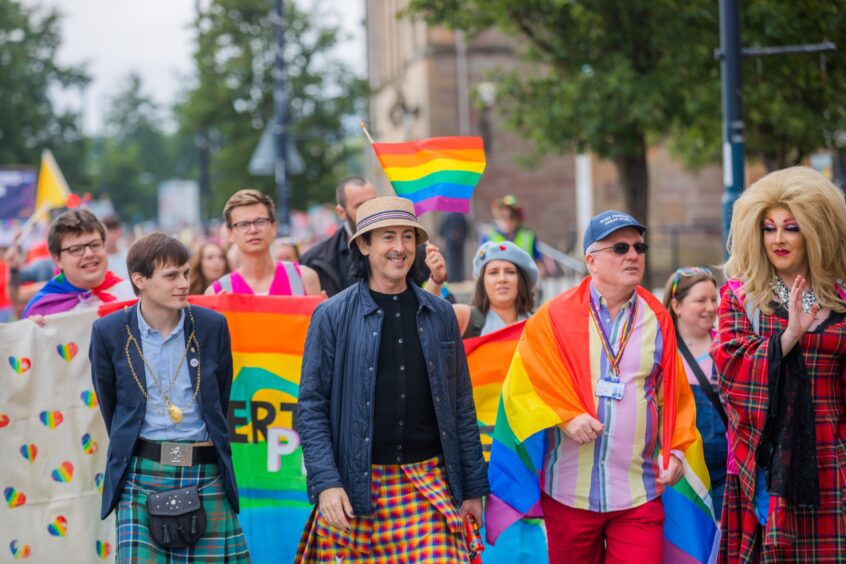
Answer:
[{"left": 295, "top": 196, "right": 488, "bottom": 562}]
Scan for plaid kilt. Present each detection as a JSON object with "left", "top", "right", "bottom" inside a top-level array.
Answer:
[
  {"left": 295, "top": 456, "right": 468, "bottom": 563},
  {"left": 116, "top": 455, "right": 251, "bottom": 563},
  {"left": 714, "top": 287, "right": 846, "bottom": 563}
]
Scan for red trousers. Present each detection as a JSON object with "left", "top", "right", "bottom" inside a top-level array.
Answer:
[{"left": 541, "top": 492, "right": 665, "bottom": 564}]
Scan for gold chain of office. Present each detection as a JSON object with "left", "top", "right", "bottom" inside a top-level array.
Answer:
[{"left": 123, "top": 305, "right": 201, "bottom": 424}]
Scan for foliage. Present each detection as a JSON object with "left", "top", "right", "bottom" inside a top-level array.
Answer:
[
  {"left": 0, "top": 0, "right": 90, "bottom": 186},
  {"left": 177, "top": 0, "right": 367, "bottom": 216},
  {"left": 406, "top": 0, "right": 846, "bottom": 223},
  {"left": 90, "top": 73, "right": 188, "bottom": 222}
]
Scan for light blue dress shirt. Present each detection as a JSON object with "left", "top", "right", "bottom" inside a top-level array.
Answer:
[{"left": 136, "top": 305, "right": 209, "bottom": 441}]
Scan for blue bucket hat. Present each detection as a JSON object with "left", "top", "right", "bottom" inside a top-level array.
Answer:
[
  {"left": 473, "top": 241, "right": 539, "bottom": 286},
  {"left": 583, "top": 210, "right": 647, "bottom": 254}
]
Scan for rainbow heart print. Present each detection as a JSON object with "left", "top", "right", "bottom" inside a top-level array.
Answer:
[
  {"left": 80, "top": 390, "right": 98, "bottom": 408},
  {"left": 50, "top": 462, "right": 74, "bottom": 483},
  {"left": 0, "top": 413, "right": 9, "bottom": 428},
  {"left": 95, "top": 473, "right": 104, "bottom": 494},
  {"left": 8, "top": 356, "right": 31, "bottom": 374},
  {"left": 56, "top": 342, "right": 79, "bottom": 362},
  {"left": 38, "top": 411, "right": 64, "bottom": 430},
  {"left": 47, "top": 515, "right": 68, "bottom": 537},
  {"left": 9, "top": 540, "right": 31, "bottom": 560},
  {"left": 4, "top": 487, "right": 26, "bottom": 508},
  {"left": 95, "top": 540, "right": 111, "bottom": 560},
  {"left": 19, "top": 444, "right": 37, "bottom": 463},
  {"left": 81, "top": 433, "right": 98, "bottom": 455}
]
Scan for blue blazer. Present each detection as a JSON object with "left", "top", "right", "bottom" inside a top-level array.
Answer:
[{"left": 89, "top": 303, "right": 239, "bottom": 519}]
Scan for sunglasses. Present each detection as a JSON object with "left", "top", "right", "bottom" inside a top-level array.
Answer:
[
  {"left": 671, "top": 266, "right": 714, "bottom": 299},
  {"left": 592, "top": 242, "right": 649, "bottom": 255}
]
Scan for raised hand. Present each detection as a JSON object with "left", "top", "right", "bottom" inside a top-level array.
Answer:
[{"left": 780, "top": 275, "right": 820, "bottom": 355}]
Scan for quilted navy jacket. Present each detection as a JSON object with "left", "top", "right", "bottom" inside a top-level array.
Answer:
[{"left": 297, "top": 281, "right": 489, "bottom": 514}]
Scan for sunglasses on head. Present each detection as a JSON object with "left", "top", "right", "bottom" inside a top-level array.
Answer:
[
  {"left": 671, "top": 266, "right": 714, "bottom": 299},
  {"left": 592, "top": 242, "right": 649, "bottom": 255}
]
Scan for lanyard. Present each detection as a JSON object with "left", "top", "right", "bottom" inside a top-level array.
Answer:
[{"left": 589, "top": 295, "right": 638, "bottom": 379}]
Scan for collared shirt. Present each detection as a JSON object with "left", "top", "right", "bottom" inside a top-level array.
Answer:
[
  {"left": 369, "top": 287, "right": 441, "bottom": 464},
  {"left": 542, "top": 282, "right": 663, "bottom": 512},
  {"left": 136, "top": 305, "right": 209, "bottom": 441}
]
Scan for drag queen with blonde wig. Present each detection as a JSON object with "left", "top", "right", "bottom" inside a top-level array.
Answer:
[{"left": 713, "top": 166, "right": 846, "bottom": 563}]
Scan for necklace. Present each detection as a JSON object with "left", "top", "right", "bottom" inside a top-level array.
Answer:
[
  {"left": 773, "top": 277, "right": 818, "bottom": 314},
  {"left": 124, "top": 305, "right": 201, "bottom": 423}
]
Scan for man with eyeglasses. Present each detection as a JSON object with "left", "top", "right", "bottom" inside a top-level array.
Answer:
[
  {"left": 21, "top": 209, "right": 135, "bottom": 319},
  {"left": 487, "top": 210, "right": 699, "bottom": 563},
  {"left": 206, "top": 189, "right": 321, "bottom": 296}
]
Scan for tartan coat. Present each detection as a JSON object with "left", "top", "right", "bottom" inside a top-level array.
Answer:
[{"left": 713, "top": 283, "right": 846, "bottom": 563}]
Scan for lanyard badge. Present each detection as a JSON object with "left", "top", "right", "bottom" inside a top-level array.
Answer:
[{"left": 590, "top": 297, "right": 638, "bottom": 401}]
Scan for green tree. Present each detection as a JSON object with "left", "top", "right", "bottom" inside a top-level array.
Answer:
[
  {"left": 91, "top": 73, "right": 181, "bottom": 222},
  {"left": 406, "top": 1, "right": 846, "bottom": 229},
  {"left": 0, "top": 0, "right": 90, "bottom": 186},
  {"left": 177, "top": 0, "right": 367, "bottom": 215}
]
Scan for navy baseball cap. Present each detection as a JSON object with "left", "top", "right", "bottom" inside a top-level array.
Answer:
[{"left": 583, "top": 210, "right": 647, "bottom": 253}]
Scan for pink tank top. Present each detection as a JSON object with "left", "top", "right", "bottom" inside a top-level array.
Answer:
[{"left": 212, "top": 262, "right": 306, "bottom": 295}]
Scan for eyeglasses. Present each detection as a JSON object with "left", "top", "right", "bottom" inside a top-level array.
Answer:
[
  {"left": 59, "top": 239, "right": 105, "bottom": 257},
  {"left": 591, "top": 242, "right": 649, "bottom": 256},
  {"left": 671, "top": 266, "right": 714, "bottom": 299},
  {"left": 230, "top": 217, "right": 273, "bottom": 232}
]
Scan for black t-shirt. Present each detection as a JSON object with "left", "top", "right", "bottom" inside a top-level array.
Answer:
[{"left": 369, "top": 287, "right": 442, "bottom": 464}]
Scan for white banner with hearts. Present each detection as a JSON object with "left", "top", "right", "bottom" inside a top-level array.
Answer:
[{"left": 0, "top": 309, "right": 114, "bottom": 563}]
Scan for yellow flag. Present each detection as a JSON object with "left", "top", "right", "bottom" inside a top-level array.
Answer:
[{"left": 35, "top": 149, "right": 70, "bottom": 221}]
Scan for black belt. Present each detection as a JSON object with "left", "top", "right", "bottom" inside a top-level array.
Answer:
[{"left": 134, "top": 439, "right": 217, "bottom": 467}]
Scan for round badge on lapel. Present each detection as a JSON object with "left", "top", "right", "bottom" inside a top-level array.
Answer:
[{"left": 190, "top": 358, "right": 199, "bottom": 368}]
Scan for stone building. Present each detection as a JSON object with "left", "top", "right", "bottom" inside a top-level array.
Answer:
[{"left": 363, "top": 0, "right": 755, "bottom": 284}]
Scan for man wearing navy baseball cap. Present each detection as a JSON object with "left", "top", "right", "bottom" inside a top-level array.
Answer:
[{"left": 488, "top": 209, "right": 699, "bottom": 562}]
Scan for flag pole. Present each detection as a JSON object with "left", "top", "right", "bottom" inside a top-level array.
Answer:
[{"left": 359, "top": 121, "right": 375, "bottom": 145}]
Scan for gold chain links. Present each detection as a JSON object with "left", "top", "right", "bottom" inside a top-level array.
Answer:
[{"left": 123, "top": 305, "right": 202, "bottom": 420}]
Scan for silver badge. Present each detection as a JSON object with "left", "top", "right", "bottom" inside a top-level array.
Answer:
[{"left": 190, "top": 358, "right": 199, "bottom": 368}]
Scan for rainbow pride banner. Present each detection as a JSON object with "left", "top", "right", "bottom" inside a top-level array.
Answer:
[
  {"left": 464, "top": 321, "right": 549, "bottom": 564},
  {"left": 190, "top": 294, "right": 322, "bottom": 561},
  {"left": 371, "top": 136, "right": 486, "bottom": 215},
  {"left": 0, "top": 308, "right": 115, "bottom": 563}
]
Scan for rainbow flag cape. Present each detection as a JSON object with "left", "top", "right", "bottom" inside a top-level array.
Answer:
[
  {"left": 465, "top": 321, "right": 550, "bottom": 563},
  {"left": 464, "top": 321, "right": 526, "bottom": 461},
  {"left": 485, "top": 277, "right": 719, "bottom": 563},
  {"left": 371, "top": 136, "right": 486, "bottom": 215}
]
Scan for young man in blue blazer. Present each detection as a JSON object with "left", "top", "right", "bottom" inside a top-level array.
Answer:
[{"left": 90, "top": 232, "right": 250, "bottom": 561}]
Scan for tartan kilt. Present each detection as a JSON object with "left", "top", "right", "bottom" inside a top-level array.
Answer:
[
  {"left": 115, "top": 455, "right": 251, "bottom": 563},
  {"left": 295, "top": 456, "right": 468, "bottom": 563}
]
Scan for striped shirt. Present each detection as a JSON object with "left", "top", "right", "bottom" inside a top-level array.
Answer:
[{"left": 541, "top": 282, "right": 664, "bottom": 512}]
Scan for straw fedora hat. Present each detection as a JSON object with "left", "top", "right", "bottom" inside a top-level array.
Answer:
[{"left": 348, "top": 196, "right": 429, "bottom": 248}]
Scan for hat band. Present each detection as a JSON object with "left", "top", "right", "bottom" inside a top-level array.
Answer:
[{"left": 356, "top": 209, "right": 418, "bottom": 232}]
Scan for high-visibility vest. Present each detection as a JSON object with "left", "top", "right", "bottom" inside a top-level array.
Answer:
[{"left": 487, "top": 227, "right": 536, "bottom": 258}]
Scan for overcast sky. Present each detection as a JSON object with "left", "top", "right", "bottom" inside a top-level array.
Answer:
[{"left": 21, "top": 0, "right": 365, "bottom": 134}]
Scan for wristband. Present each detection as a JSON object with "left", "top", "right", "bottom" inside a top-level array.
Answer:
[{"left": 429, "top": 273, "right": 446, "bottom": 285}]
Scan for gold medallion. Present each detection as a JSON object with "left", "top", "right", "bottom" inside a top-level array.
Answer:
[{"left": 168, "top": 404, "right": 183, "bottom": 423}]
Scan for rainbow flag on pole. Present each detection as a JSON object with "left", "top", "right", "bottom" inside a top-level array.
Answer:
[{"left": 371, "top": 136, "right": 486, "bottom": 215}]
